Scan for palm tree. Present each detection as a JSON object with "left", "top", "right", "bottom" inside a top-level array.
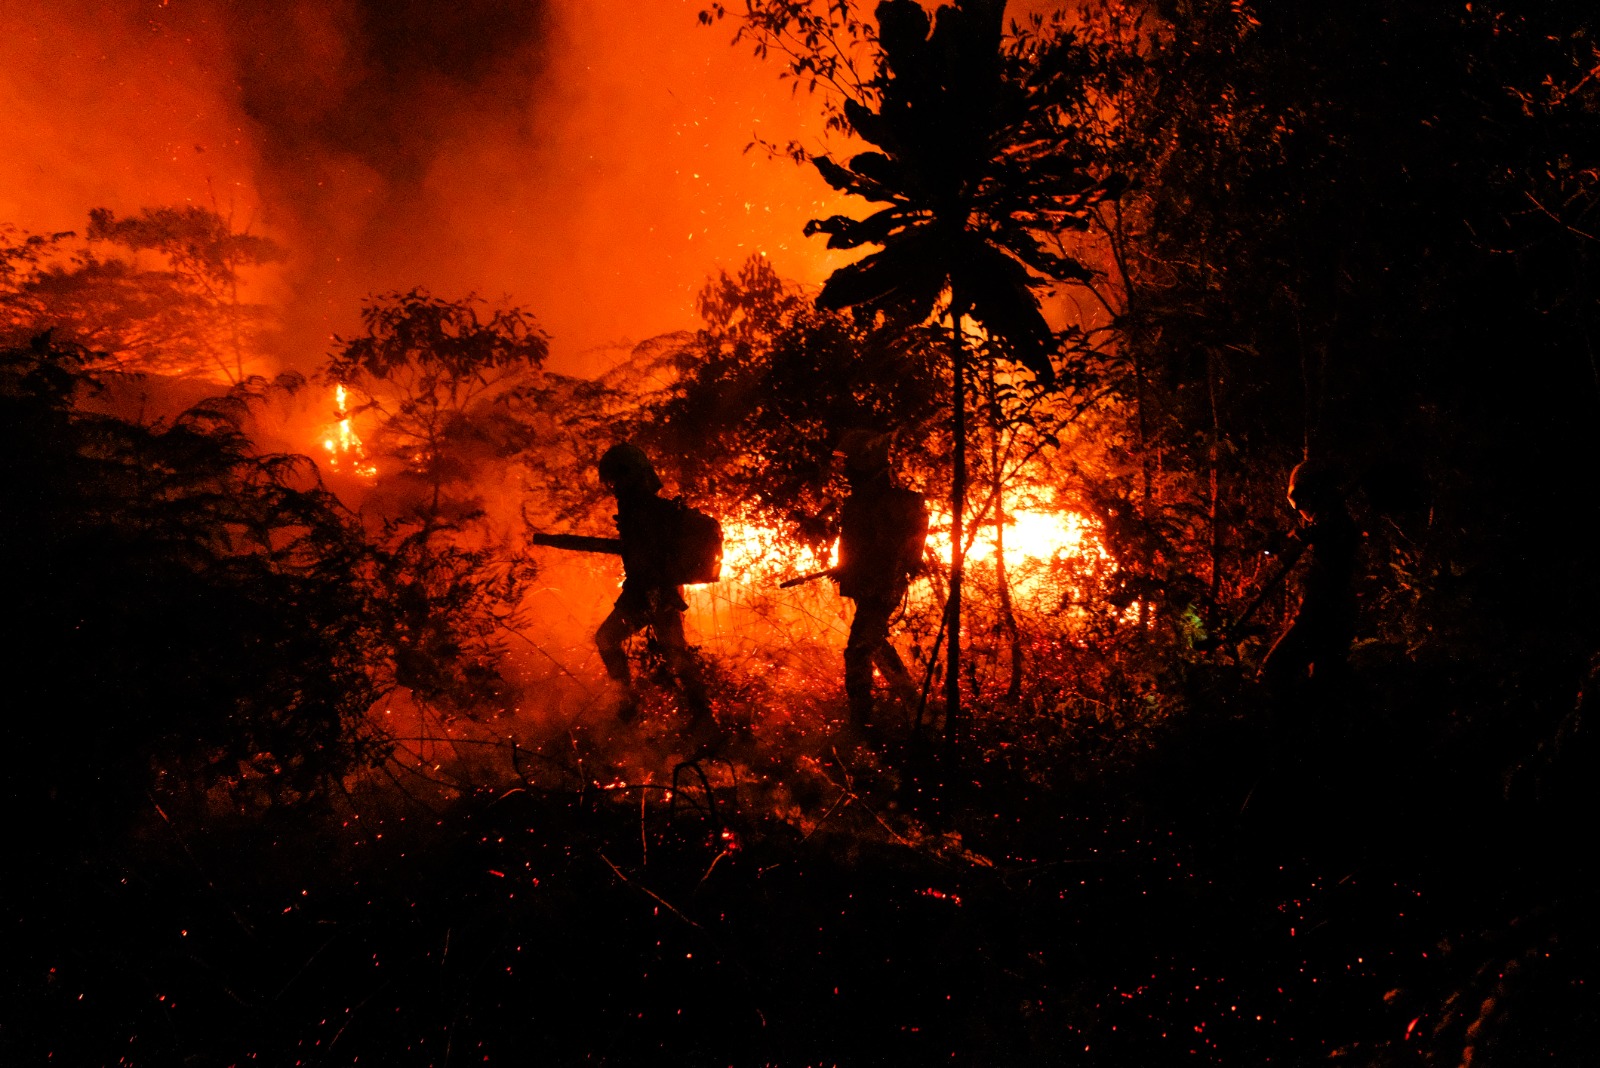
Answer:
[{"left": 802, "top": 0, "right": 1125, "bottom": 735}]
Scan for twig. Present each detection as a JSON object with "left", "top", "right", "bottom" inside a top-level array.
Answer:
[
  {"left": 800, "top": 789, "right": 851, "bottom": 844},
  {"left": 318, "top": 980, "right": 390, "bottom": 1066},
  {"left": 825, "top": 748, "right": 921, "bottom": 851},
  {"left": 273, "top": 932, "right": 339, "bottom": 1002},
  {"left": 500, "top": 623, "right": 596, "bottom": 690},
  {"left": 147, "top": 794, "right": 255, "bottom": 938},
  {"left": 385, "top": 742, "right": 470, "bottom": 792},
  {"left": 695, "top": 847, "right": 736, "bottom": 893},
  {"left": 376, "top": 761, "right": 448, "bottom": 816},
  {"left": 670, "top": 760, "right": 721, "bottom": 828},
  {"left": 1525, "top": 190, "right": 1599, "bottom": 243},
  {"left": 596, "top": 852, "right": 702, "bottom": 930}
]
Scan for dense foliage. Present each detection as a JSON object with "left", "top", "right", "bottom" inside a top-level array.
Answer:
[
  {"left": 1104, "top": 0, "right": 1600, "bottom": 755},
  {"left": 0, "top": 336, "right": 389, "bottom": 825},
  {"left": 324, "top": 289, "right": 548, "bottom": 713}
]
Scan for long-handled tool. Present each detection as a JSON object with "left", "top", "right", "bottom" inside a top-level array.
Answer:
[
  {"left": 1194, "top": 538, "right": 1306, "bottom": 651},
  {"left": 777, "top": 567, "right": 839, "bottom": 590},
  {"left": 530, "top": 532, "right": 623, "bottom": 555}
]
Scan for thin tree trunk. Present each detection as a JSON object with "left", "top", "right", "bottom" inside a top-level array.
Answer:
[
  {"left": 1207, "top": 349, "right": 1222, "bottom": 623},
  {"left": 986, "top": 363, "right": 1022, "bottom": 702},
  {"left": 227, "top": 257, "right": 245, "bottom": 384},
  {"left": 1134, "top": 342, "right": 1151, "bottom": 629},
  {"left": 946, "top": 301, "right": 968, "bottom": 742},
  {"left": 1097, "top": 198, "right": 1151, "bottom": 629},
  {"left": 995, "top": 496, "right": 1023, "bottom": 703}
]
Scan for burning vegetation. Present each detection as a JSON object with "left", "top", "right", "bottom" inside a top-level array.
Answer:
[{"left": 4, "top": 0, "right": 1600, "bottom": 1065}]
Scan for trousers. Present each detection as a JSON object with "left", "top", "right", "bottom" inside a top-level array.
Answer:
[
  {"left": 595, "top": 589, "right": 708, "bottom": 719},
  {"left": 844, "top": 595, "right": 916, "bottom": 724}
]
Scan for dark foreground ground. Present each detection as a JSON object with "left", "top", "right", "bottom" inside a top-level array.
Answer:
[{"left": 6, "top": 686, "right": 1596, "bottom": 1068}]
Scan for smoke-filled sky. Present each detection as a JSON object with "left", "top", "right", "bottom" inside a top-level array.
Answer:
[{"left": 1, "top": 0, "right": 858, "bottom": 372}]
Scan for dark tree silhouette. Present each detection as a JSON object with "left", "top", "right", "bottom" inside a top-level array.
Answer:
[
  {"left": 638, "top": 255, "right": 947, "bottom": 540},
  {"left": 325, "top": 289, "right": 548, "bottom": 712},
  {"left": 789, "top": 0, "right": 1126, "bottom": 733},
  {"left": 1, "top": 334, "right": 389, "bottom": 832},
  {"left": 327, "top": 289, "right": 549, "bottom": 497},
  {"left": 87, "top": 206, "right": 286, "bottom": 382},
  {"left": 1, "top": 207, "right": 284, "bottom": 383}
]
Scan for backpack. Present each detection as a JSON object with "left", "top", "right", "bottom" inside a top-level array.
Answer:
[
  {"left": 880, "top": 487, "right": 929, "bottom": 583},
  {"left": 898, "top": 489, "right": 930, "bottom": 571},
  {"left": 669, "top": 498, "right": 724, "bottom": 585},
  {"left": 837, "top": 486, "right": 928, "bottom": 600}
]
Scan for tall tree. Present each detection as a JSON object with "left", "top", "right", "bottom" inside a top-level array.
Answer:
[
  {"left": 326, "top": 289, "right": 549, "bottom": 503},
  {"left": 746, "top": 0, "right": 1127, "bottom": 733},
  {"left": 86, "top": 206, "right": 285, "bottom": 382}
]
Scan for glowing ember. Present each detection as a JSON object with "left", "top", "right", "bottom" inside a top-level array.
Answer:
[{"left": 322, "top": 385, "right": 376, "bottom": 478}]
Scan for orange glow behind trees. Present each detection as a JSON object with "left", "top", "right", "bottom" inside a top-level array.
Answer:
[
  {"left": 0, "top": 0, "right": 862, "bottom": 374},
  {"left": 1, "top": 0, "right": 1134, "bottom": 718}
]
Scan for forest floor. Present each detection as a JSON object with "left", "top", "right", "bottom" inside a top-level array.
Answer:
[{"left": 8, "top": 675, "right": 1596, "bottom": 1067}]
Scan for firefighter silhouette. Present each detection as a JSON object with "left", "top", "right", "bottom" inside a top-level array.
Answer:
[
  {"left": 1262, "top": 461, "right": 1359, "bottom": 701},
  {"left": 592, "top": 443, "right": 711, "bottom": 724},
  {"left": 831, "top": 429, "right": 928, "bottom": 728}
]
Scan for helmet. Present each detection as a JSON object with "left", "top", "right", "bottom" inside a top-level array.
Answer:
[
  {"left": 1287, "top": 461, "right": 1341, "bottom": 515},
  {"left": 833, "top": 428, "right": 893, "bottom": 475},
  {"left": 598, "top": 442, "right": 662, "bottom": 494}
]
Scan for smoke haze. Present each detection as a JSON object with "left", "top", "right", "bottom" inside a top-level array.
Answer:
[{"left": 1, "top": 0, "right": 852, "bottom": 372}]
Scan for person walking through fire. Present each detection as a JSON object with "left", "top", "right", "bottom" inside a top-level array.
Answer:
[
  {"left": 831, "top": 429, "right": 929, "bottom": 731},
  {"left": 1261, "top": 461, "right": 1360, "bottom": 708},
  {"left": 591, "top": 443, "right": 713, "bottom": 726}
]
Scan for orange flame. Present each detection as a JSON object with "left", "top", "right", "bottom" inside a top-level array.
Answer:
[
  {"left": 322, "top": 385, "right": 376, "bottom": 479},
  {"left": 712, "top": 501, "right": 1109, "bottom": 593}
]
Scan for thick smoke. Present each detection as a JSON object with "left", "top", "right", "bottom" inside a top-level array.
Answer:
[{"left": 2, "top": 0, "right": 848, "bottom": 372}]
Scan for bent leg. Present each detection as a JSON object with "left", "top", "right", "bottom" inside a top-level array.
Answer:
[
  {"left": 873, "top": 638, "right": 917, "bottom": 704},
  {"left": 595, "top": 604, "right": 640, "bottom": 685},
  {"left": 845, "top": 598, "right": 896, "bottom": 726},
  {"left": 650, "top": 607, "right": 711, "bottom": 722}
]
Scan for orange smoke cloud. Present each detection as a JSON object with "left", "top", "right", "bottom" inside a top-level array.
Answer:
[
  {"left": 0, "top": 3, "right": 264, "bottom": 239},
  {"left": 1, "top": 0, "right": 859, "bottom": 374}
]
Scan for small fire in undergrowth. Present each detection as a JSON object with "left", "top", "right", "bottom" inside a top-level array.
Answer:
[
  {"left": 322, "top": 385, "right": 376, "bottom": 478},
  {"left": 688, "top": 496, "right": 1115, "bottom": 640},
  {"left": 716, "top": 518, "right": 834, "bottom": 582},
  {"left": 711, "top": 503, "right": 1109, "bottom": 588},
  {"left": 929, "top": 506, "right": 1104, "bottom": 570}
]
